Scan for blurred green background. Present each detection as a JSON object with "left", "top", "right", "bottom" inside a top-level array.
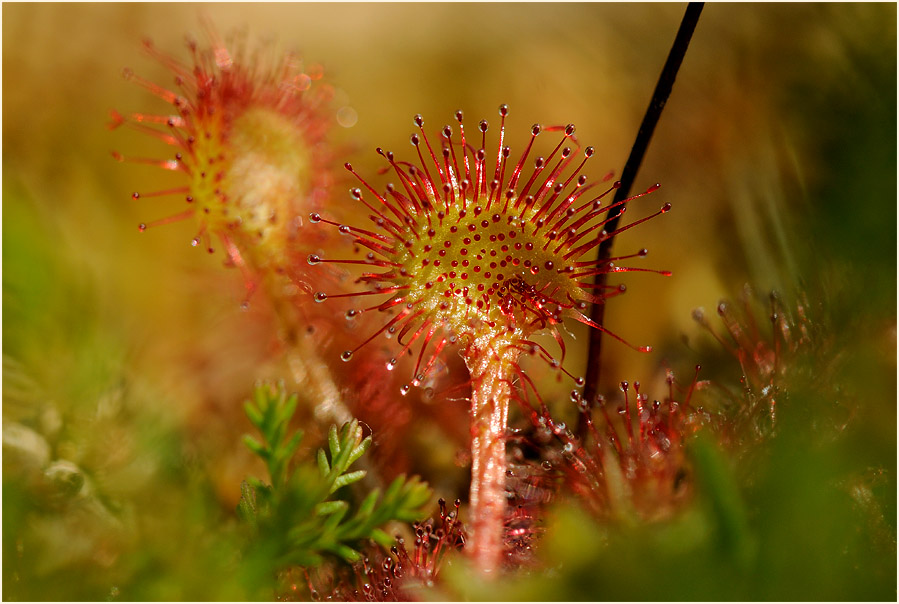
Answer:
[{"left": 3, "top": 3, "right": 896, "bottom": 600}]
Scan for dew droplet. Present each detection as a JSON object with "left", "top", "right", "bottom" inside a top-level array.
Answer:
[
  {"left": 341, "top": 350, "right": 353, "bottom": 361},
  {"left": 313, "top": 292, "right": 328, "bottom": 302},
  {"left": 307, "top": 254, "right": 321, "bottom": 265},
  {"left": 137, "top": 223, "right": 147, "bottom": 232},
  {"left": 400, "top": 384, "right": 411, "bottom": 396}
]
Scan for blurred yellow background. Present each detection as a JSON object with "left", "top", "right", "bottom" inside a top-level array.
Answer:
[{"left": 3, "top": 4, "right": 895, "bottom": 599}]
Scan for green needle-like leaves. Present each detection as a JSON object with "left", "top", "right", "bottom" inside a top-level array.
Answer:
[
  {"left": 237, "top": 382, "right": 432, "bottom": 572},
  {"left": 242, "top": 382, "right": 303, "bottom": 489}
]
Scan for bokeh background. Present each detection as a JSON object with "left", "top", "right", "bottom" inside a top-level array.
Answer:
[{"left": 3, "top": 3, "right": 895, "bottom": 600}]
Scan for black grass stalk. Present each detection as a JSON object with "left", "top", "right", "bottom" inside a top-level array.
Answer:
[{"left": 581, "top": 3, "right": 704, "bottom": 436}]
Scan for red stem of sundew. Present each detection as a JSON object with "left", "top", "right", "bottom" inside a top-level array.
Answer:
[{"left": 465, "top": 337, "right": 518, "bottom": 575}]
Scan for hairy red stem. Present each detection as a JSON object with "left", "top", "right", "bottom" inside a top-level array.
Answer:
[{"left": 465, "top": 337, "right": 517, "bottom": 574}]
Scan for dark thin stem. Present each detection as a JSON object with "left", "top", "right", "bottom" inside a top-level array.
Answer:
[{"left": 580, "top": 3, "right": 703, "bottom": 436}]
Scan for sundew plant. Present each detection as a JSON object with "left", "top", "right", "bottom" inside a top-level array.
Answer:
[{"left": 3, "top": 3, "right": 896, "bottom": 601}]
